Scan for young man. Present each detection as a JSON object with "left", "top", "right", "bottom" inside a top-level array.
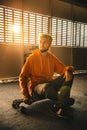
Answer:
[{"left": 19, "top": 33, "right": 75, "bottom": 113}]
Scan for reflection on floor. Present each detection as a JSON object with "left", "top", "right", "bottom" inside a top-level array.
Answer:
[{"left": 0, "top": 74, "right": 87, "bottom": 130}]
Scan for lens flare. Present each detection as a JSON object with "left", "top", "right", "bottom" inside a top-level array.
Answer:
[{"left": 13, "top": 25, "right": 20, "bottom": 33}]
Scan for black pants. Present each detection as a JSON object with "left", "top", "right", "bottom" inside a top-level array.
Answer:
[{"left": 33, "top": 74, "right": 74, "bottom": 105}]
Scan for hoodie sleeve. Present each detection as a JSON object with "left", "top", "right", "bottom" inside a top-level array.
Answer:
[{"left": 19, "top": 56, "right": 31, "bottom": 99}]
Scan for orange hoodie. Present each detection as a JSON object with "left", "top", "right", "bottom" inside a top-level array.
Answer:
[{"left": 19, "top": 49, "right": 74, "bottom": 98}]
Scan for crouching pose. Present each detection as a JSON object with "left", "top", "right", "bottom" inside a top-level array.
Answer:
[{"left": 19, "top": 33, "right": 75, "bottom": 113}]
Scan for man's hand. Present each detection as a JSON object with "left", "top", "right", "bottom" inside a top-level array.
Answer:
[
  {"left": 64, "top": 70, "right": 74, "bottom": 82},
  {"left": 23, "top": 97, "right": 32, "bottom": 105}
]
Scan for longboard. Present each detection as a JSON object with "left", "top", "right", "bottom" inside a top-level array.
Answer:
[
  {"left": 50, "top": 106, "right": 74, "bottom": 121},
  {"left": 12, "top": 98, "right": 74, "bottom": 121}
]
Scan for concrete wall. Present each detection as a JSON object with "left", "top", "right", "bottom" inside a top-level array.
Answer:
[
  {"left": 51, "top": 46, "right": 87, "bottom": 70},
  {"left": 0, "top": 44, "right": 38, "bottom": 79},
  {"left": 72, "top": 48, "right": 87, "bottom": 70},
  {"left": 51, "top": 46, "right": 73, "bottom": 66},
  {"left": 0, "top": 44, "right": 23, "bottom": 79}
]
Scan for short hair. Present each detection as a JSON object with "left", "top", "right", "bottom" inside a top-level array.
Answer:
[{"left": 39, "top": 33, "right": 52, "bottom": 44}]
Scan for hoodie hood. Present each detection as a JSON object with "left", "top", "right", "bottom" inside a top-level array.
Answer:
[
  {"left": 32, "top": 49, "right": 41, "bottom": 55},
  {"left": 32, "top": 49, "right": 51, "bottom": 74}
]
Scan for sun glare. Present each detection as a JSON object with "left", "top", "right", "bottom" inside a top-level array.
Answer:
[{"left": 13, "top": 25, "right": 20, "bottom": 33}]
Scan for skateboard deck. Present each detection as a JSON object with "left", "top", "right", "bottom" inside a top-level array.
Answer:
[
  {"left": 12, "top": 98, "right": 74, "bottom": 120},
  {"left": 50, "top": 107, "right": 74, "bottom": 120}
]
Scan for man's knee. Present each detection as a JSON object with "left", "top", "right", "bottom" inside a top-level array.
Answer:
[
  {"left": 58, "top": 85, "right": 71, "bottom": 99},
  {"left": 64, "top": 72, "right": 74, "bottom": 87},
  {"left": 34, "top": 83, "right": 47, "bottom": 95},
  {"left": 44, "top": 85, "right": 58, "bottom": 100},
  {"left": 68, "top": 71, "right": 74, "bottom": 81}
]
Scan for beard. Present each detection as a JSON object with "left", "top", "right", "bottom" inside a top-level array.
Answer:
[{"left": 39, "top": 48, "right": 49, "bottom": 53}]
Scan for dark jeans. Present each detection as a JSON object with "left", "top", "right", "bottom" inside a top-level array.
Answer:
[{"left": 33, "top": 74, "right": 74, "bottom": 105}]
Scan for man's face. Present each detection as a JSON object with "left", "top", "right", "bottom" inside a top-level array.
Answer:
[{"left": 39, "top": 37, "right": 51, "bottom": 52}]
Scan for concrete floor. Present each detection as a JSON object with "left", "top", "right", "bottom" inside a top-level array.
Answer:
[{"left": 0, "top": 74, "right": 87, "bottom": 130}]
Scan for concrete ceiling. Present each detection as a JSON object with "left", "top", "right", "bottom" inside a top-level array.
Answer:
[{"left": 61, "top": 0, "right": 87, "bottom": 8}]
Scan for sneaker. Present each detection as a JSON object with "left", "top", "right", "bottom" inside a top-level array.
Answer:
[
  {"left": 52, "top": 98, "right": 75, "bottom": 111},
  {"left": 66, "top": 97, "right": 75, "bottom": 106},
  {"left": 61, "top": 97, "right": 75, "bottom": 111},
  {"left": 51, "top": 102, "right": 62, "bottom": 113},
  {"left": 56, "top": 108, "right": 63, "bottom": 115},
  {"left": 23, "top": 97, "right": 33, "bottom": 105},
  {"left": 52, "top": 106, "right": 65, "bottom": 118}
]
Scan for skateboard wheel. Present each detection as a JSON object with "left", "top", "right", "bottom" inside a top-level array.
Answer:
[
  {"left": 12, "top": 99, "right": 23, "bottom": 109},
  {"left": 12, "top": 102, "right": 19, "bottom": 109},
  {"left": 20, "top": 106, "right": 26, "bottom": 113}
]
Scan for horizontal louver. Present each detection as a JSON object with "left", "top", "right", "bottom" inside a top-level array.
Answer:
[
  {"left": 0, "top": 5, "right": 49, "bottom": 44},
  {"left": 52, "top": 17, "right": 87, "bottom": 47},
  {"left": 52, "top": 18, "right": 57, "bottom": 45},
  {"left": 23, "top": 12, "right": 29, "bottom": 44},
  {"left": 84, "top": 24, "right": 87, "bottom": 47},
  {"left": 14, "top": 10, "right": 22, "bottom": 43},
  {"left": 0, "top": 7, "right": 4, "bottom": 42},
  {"left": 5, "top": 8, "right": 13, "bottom": 43},
  {"left": 0, "top": 5, "right": 87, "bottom": 47}
]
